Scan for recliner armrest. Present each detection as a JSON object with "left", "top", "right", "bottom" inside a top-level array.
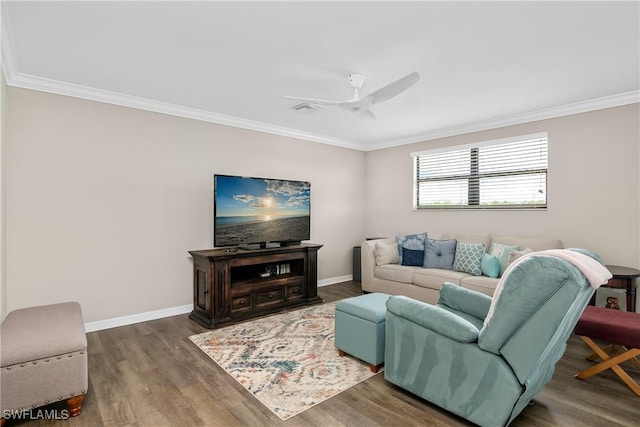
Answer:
[
  {"left": 438, "top": 282, "right": 492, "bottom": 320},
  {"left": 386, "top": 296, "right": 480, "bottom": 343}
]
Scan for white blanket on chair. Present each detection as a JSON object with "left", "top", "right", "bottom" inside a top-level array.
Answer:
[{"left": 484, "top": 249, "right": 612, "bottom": 325}]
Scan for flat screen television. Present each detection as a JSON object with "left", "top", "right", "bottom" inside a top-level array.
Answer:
[{"left": 214, "top": 174, "right": 311, "bottom": 248}]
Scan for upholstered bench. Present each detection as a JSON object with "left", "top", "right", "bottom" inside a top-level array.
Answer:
[
  {"left": 574, "top": 305, "right": 640, "bottom": 396},
  {"left": 1, "top": 302, "right": 88, "bottom": 425},
  {"left": 335, "top": 293, "right": 389, "bottom": 373}
]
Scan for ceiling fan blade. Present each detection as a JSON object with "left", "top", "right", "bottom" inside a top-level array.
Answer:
[
  {"left": 362, "top": 72, "right": 420, "bottom": 104},
  {"left": 339, "top": 99, "right": 372, "bottom": 112},
  {"left": 283, "top": 96, "right": 341, "bottom": 106}
]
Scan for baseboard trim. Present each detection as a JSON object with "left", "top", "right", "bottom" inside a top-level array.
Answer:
[
  {"left": 84, "top": 304, "right": 192, "bottom": 333},
  {"left": 84, "top": 275, "right": 353, "bottom": 332},
  {"left": 318, "top": 275, "right": 353, "bottom": 287}
]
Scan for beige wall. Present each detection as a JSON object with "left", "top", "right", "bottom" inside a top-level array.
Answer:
[
  {"left": 5, "top": 87, "right": 366, "bottom": 322},
  {"left": 4, "top": 83, "right": 638, "bottom": 322},
  {"left": 365, "top": 103, "right": 640, "bottom": 280},
  {"left": 1, "top": 70, "right": 6, "bottom": 321}
]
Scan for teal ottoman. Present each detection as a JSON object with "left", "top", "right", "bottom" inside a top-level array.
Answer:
[{"left": 335, "top": 293, "right": 390, "bottom": 372}]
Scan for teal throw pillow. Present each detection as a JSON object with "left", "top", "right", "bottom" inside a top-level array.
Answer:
[
  {"left": 481, "top": 253, "right": 500, "bottom": 278},
  {"left": 424, "top": 238, "right": 457, "bottom": 269},
  {"left": 396, "top": 233, "right": 426, "bottom": 264},
  {"left": 490, "top": 243, "right": 521, "bottom": 277},
  {"left": 453, "top": 242, "right": 485, "bottom": 276},
  {"left": 402, "top": 248, "right": 424, "bottom": 266}
]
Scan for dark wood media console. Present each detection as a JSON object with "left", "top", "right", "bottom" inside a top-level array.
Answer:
[{"left": 188, "top": 243, "right": 323, "bottom": 329}]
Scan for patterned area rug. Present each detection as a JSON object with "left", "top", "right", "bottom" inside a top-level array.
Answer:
[{"left": 189, "top": 302, "right": 379, "bottom": 420}]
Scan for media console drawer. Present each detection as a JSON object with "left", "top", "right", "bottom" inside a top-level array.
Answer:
[
  {"left": 189, "top": 244, "right": 323, "bottom": 329},
  {"left": 287, "top": 284, "right": 304, "bottom": 299},
  {"left": 256, "top": 288, "right": 284, "bottom": 306},
  {"left": 231, "top": 294, "right": 252, "bottom": 312}
]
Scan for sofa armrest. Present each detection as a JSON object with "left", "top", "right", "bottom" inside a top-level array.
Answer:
[
  {"left": 386, "top": 295, "right": 480, "bottom": 343},
  {"left": 360, "top": 240, "right": 377, "bottom": 292},
  {"left": 361, "top": 238, "right": 395, "bottom": 292},
  {"left": 438, "top": 282, "right": 492, "bottom": 321}
]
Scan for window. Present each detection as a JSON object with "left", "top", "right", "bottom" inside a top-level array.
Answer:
[{"left": 412, "top": 133, "right": 548, "bottom": 209}]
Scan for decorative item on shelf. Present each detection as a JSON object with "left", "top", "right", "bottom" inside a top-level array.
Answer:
[
  {"left": 276, "top": 263, "right": 290, "bottom": 275},
  {"left": 605, "top": 296, "right": 621, "bottom": 310}
]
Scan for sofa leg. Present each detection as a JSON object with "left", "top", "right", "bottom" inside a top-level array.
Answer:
[
  {"left": 66, "top": 394, "right": 85, "bottom": 417},
  {"left": 338, "top": 349, "right": 346, "bottom": 357},
  {"left": 1, "top": 417, "right": 5, "bottom": 427}
]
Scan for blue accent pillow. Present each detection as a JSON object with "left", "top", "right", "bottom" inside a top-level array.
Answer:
[
  {"left": 481, "top": 253, "right": 501, "bottom": 278},
  {"left": 402, "top": 248, "right": 424, "bottom": 266},
  {"left": 396, "top": 233, "right": 426, "bottom": 263},
  {"left": 424, "top": 238, "right": 457, "bottom": 269},
  {"left": 453, "top": 242, "right": 485, "bottom": 276}
]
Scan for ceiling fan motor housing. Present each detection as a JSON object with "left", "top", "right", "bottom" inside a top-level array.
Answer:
[{"left": 347, "top": 73, "right": 365, "bottom": 90}]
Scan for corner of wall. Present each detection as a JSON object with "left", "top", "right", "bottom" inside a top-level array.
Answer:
[{"left": 1, "top": 67, "right": 7, "bottom": 321}]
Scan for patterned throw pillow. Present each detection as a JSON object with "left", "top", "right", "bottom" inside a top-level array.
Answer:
[
  {"left": 396, "top": 233, "right": 427, "bottom": 264},
  {"left": 424, "top": 238, "right": 457, "bottom": 269},
  {"left": 490, "top": 243, "right": 521, "bottom": 277},
  {"left": 481, "top": 253, "right": 501, "bottom": 278},
  {"left": 453, "top": 242, "right": 485, "bottom": 276}
]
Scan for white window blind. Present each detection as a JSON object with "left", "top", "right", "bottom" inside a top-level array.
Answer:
[{"left": 413, "top": 133, "right": 548, "bottom": 209}]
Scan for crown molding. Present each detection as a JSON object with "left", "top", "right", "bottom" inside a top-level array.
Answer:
[
  {"left": 1, "top": 3, "right": 636, "bottom": 154},
  {"left": 5, "top": 70, "right": 367, "bottom": 150},
  {"left": 6, "top": 63, "right": 636, "bottom": 153},
  {"left": 367, "top": 90, "right": 640, "bottom": 151},
  {"left": 1, "top": 2, "right": 364, "bottom": 149}
]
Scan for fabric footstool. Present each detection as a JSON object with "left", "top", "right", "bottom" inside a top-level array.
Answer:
[
  {"left": 335, "top": 293, "right": 390, "bottom": 372},
  {"left": 574, "top": 305, "right": 640, "bottom": 396},
  {"left": 1, "top": 302, "right": 88, "bottom": 425}
]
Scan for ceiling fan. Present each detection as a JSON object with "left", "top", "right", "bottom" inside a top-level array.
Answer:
[{"left": 284, "top": 72, "right": 420, "bottom": 119}]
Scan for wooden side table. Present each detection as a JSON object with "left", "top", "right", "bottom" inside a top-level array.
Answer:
[{"left": 596, "top": 265, "right": 640, "bottom": 313}]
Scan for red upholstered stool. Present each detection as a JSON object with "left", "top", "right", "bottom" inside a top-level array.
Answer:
[{"left": 574, "top": 306, "right": 640, "bottom": 396}]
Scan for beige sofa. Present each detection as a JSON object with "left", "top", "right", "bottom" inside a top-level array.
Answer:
[{"left": 361, "top": 232, "right": 563, "bottom": 305}]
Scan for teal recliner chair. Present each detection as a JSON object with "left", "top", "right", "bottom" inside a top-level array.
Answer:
[{"left": 384, "top": 254, "right": 605, "bottom": 427}]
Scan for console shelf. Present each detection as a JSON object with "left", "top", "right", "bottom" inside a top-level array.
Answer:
[{"left": 188, "top": 243, "right": 323, "bottom": 329}]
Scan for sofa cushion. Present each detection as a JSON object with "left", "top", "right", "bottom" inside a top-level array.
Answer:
[
  {"left": 413, "top": 268, "right": 470, "bottom": 290},
  {"left": 453, "top": 242, "right": 485, "bottom": 276},
  {"left": 481, "top": 253, "right": 501, "bottom": 278},
  {"left": 374, "top": 264, "right": 421, "bottom": 284},
  {"left": 460, "top": 276, "right": 501, "bottom": 296},
  {"left": 375, "top": 239, "right": 400, "bottom": 266},
  {"left": 396, "top": 233, "right": 426, "bottom": 264},
  {"left": 490, "top": 243, "right": 521, "bottom": 277},
  {"left": 423, "top": 238, "right": 457, "bottom": 269},
  {"left": 442, "top": 232, "right": 492, "bottom": 252},
  {"left": 492, "top": 236, "right": 563, "bottom": 252}
]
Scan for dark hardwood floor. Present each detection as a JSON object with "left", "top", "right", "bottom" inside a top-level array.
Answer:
[{"left": 6, "top": 281, "right": 639, "bottom": 426}]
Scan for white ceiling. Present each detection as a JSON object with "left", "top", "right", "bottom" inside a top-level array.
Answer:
[{"left": 2, "top": 1, "right": 639, "bottom": 151}]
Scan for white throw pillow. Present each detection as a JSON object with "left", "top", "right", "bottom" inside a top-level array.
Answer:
[{"left": 375, "top": 240, "right": 400, "bottom": 266}]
